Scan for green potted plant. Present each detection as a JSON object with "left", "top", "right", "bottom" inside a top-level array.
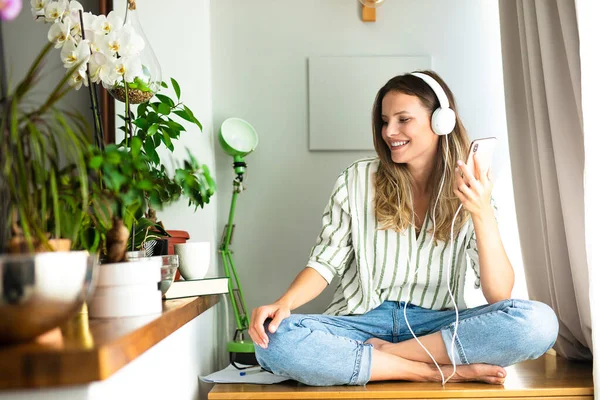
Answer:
[
  {"left": 20, "top": 1, "right": 217, "bottom": 320},
  {"left": 0, "top": 42, "right": 91, "bottom": 253},
  {"left": 118, "top": 78, "right": 216, "bottom": 255},
  {"left": 30, "top": 0, "right": 216, "bottom": 261},
  {"left": 0, "top": 37, "right": 98, "bottom": 343}
]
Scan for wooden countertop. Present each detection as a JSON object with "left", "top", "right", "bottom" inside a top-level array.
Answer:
[
  {"left": 0, "top": 295, "right": 220, "bottom": 389},
  {"left": 209, "top": 354, "right": 593, "bottom": 399}
]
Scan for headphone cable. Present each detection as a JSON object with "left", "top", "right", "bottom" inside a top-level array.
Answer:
[{"left": 401, "top": 134, "right": 465, "bottom": 386}]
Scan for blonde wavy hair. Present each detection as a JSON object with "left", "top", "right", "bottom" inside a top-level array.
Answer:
[{"left": 372, "top": 71, "right": 471, "bottom": 242}]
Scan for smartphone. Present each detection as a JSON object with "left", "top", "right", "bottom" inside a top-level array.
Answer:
[{"left": 465, "top": 137, "right": 497, "bottom": 178}]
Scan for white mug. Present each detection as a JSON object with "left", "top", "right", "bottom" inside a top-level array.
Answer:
[{"left": 174, "top": 242, "right": 211, "bottom": 280}]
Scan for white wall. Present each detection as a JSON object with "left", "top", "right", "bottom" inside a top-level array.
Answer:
[{"left": 211, "top": 0, "right": 527, "bottom": 315}]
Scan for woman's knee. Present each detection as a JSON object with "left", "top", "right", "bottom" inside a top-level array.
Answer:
[
  {"left": 254, "top": 314, "right": 303, "bottom": 371},
  {"left": 510, "top": 300, "right": 559, "bottom": 358}
]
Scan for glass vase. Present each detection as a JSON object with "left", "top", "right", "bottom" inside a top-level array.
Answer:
[{"left": 107, "top": 0, "right": 162, "bottom": 104}]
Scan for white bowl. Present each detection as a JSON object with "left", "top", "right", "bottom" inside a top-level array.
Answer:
[{"left": 174, "top": 242, "right": 210, "bottom": 280}]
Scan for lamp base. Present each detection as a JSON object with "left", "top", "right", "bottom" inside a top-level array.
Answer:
[
  {"left": 230, "top": 351, "right": 258, "bottom": 367},
  {"left": 228, "top": 340, "right": 258, "bottom": 367}
]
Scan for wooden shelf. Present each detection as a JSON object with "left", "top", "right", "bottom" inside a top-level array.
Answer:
[
  {"left": 0, "top": 295, "right": 220, "bottom": 389},
  {"left": 209, "top": 354, "right": 593, "bottom": 399}
]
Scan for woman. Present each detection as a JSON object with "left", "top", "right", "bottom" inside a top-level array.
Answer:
[{"left": 249, "top": 71, "right": 558, "bottom": 386}]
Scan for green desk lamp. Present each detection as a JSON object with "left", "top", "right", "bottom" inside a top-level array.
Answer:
[{"left": 218, "top": 117, "right": 259, "bottom": 367}]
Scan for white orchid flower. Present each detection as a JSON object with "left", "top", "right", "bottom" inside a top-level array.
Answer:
[
  {"left": 104, "top": 11, "right": 122, "bottom": 34},
  {"left": 68, "top": 69, "right": 88, "bottom": 90},
  {"left": 102, "top": 30, "right": 122, "bottom": 56},
  {"left": 92, "top": 11, "right": 122, "bottom": 36},
  {"left": 44, "top": 0, "right": 68, "bottom": 23},
  {"left": 110, "top": 56, "right": 142, "bottom": 83},
  {"left": 30, "top": 0, "right": 47, "bottom": 18},
  {"left": 67, "top": 1, "right": 84, "bottom": 37},
  {"left": 87, "top": 32, "right": 105, "bottom": 54},
  {"left": 61, "top": 39, "right": 91, "bottom": 73},
  {"left": 82, "top": 11, "right": 99, "bottom": 39},
  {"left": 89, "top": 13, "right": 105, "bottom": 33},
  {"left": 82, "top": 11, "right": 96, "bottom": 30},
  {"left": 47, "top": 20, "right": 71, "bottom": 48},
  {"left": 118, "top": 25, "right": 145, "bottom": 57},
  {"left": 100, "top": 61, "right": 118, "bottom": 88},
  {"left": 89, "top": 51, "right": 113, "bottom": 85}
]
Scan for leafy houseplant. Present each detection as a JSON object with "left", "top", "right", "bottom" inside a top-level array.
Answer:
[
  {"left": 0, "top": 2, "right": 102, "bottom": 346},
  {"left": 25, "top": 0, "right": 217, "bottom": 261},
  {"left": 0, "top": 42, "right": 91, "bottom": 253},
  {"left": 120, "top": 78, "right": 216, "bottom": 216},
  {"left": 0, "top": 41, "right": 158, "bottom": 258},
  {"left": 105, "top": 78, "right": 216, "bottom": 258},
  {"left": 81, "top": 144, "right": 167, "bottom": 261}
]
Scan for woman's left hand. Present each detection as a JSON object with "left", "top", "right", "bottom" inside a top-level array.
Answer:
[{"left": 454, "top": 154, "right": 494, "bottom": 219}]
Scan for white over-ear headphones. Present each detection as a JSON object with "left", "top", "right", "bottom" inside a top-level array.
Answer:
[{"left": 410, "top": 72, "right": 456, "bottom": 136}]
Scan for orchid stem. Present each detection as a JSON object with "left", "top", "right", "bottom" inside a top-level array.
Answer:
[
  {"left": 79, "top": 10, "right": 105, "bottom": 150},
  {"left": 123, "top": 77, "right": 136, "bottom": 250}
]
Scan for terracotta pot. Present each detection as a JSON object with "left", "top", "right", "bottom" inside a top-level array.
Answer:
[
  {"left": 166, "top": 230, "right": 190, "bottom": 254},
  {"left": 166, "top": 230, "right": 189, "bottom": 281}
]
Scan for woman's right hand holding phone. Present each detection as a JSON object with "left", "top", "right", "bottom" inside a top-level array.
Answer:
[{"left": 249, "top": 302, "right": 291, "bottom": 349}]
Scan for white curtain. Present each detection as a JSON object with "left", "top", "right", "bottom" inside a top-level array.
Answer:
[
  {"left": 498, "top": 0, "right": 593, "bottom": 361},
  {"left": 576, "top": 0, "right": 600, "bottom": 393}
]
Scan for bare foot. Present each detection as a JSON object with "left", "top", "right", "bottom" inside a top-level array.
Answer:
[
  {"left": 439, "top": 363, "right": 506, "bottom": 385},
  {"left": 365, "top": 338, "right": 506, "bottom": 384}
]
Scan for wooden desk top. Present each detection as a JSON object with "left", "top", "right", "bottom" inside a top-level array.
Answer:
[
  {"left": 0, "top": 295, "right": 220, "bottom": 390},
  {"left": 209, "top": 354, "right": 593, "bottom": 399}
]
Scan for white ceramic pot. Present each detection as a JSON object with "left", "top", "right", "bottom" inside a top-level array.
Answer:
[
  {"left": 95, "top": 258, "right": 161, "bottom": 286},
  {"left": 174, "top": 242, "right": 210, "bottom": 280},
  {"left": 89, "top": 258, "right": 162, "bottom": 318}
]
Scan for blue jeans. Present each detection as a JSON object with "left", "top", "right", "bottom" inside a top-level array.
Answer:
[{"left": 254, "top": 299, "right": 559, "bottom": 386}]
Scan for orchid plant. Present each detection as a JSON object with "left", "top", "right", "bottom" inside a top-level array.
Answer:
[
  {"left": 31, "top": 0, "right": 146, "bottom": 93},
  {"left": 0, "top": 0, "right": 216, "bottom": 260}
]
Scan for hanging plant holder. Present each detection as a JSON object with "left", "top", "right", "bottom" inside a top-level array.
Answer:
[
  {"left": 108, "top": 85, "right": 154, "bottom": 104},
  {"left": 107, "top": 0, "right": 162, "bottom": 104}
]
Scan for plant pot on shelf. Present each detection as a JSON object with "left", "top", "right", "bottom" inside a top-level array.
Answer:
[
  {"left": 88, "top": 258, "right": 162, "bottom": 318},
  {"left": 166, "top": 230, "right": 190, "bottom": 255},
  {"left": 166, "top": 230, "right": 189, "bottom": 281},
  {"left": 0, "top": 251, "right": 97, "bottom": 344},
  {"left": 6, "top": 237, "right": 95, "bottom": 333}
]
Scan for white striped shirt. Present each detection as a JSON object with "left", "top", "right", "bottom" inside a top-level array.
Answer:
[{"left": 307, "top": 158, "right": 484, "bottom": 316}]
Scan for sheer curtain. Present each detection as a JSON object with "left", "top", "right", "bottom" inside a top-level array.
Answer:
[
  {"left": 576, "top": 0, "right": 600, "bottom": 392},
  {"left": 498, "top": 0, "right": 592, "bottom": 361}
]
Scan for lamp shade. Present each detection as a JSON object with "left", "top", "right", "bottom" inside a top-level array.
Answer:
[{"left": 219, "top": 118, "right": 258, "bottom": 157}]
